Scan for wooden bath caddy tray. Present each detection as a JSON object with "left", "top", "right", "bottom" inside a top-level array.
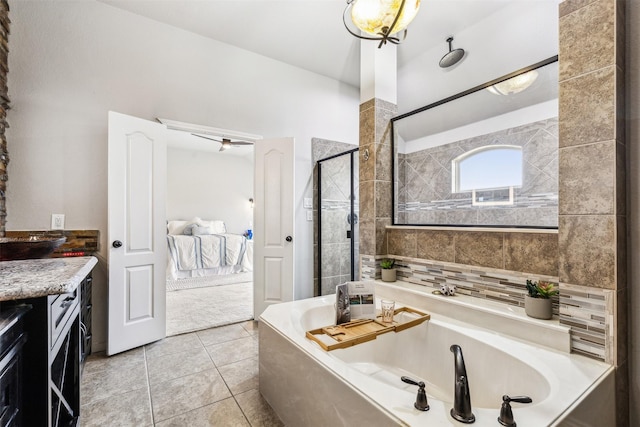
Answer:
[{"left": 306, "top": 307, "right": 430, "bottom": 351}]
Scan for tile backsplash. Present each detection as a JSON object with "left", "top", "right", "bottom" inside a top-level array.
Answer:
[{"left": 362, "top": 254, "right": 609, "bottom": 362}]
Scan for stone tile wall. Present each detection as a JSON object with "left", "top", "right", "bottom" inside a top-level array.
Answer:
[
  {"left": 397, "top": 118, "right": 558, "bottom": 227},
  {"left": 385, "top": 227, "right": 558, "bottom": 277},
  {"left": 558, "top": 0, "right": 626, "bottom": 421},
  {"left": 359, "top": 98, "right": 396, "bottom": 261},
  {"left": 0, "top": 1, "right": 8, "bottom": 237}
]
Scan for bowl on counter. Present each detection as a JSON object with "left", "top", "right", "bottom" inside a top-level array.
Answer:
[{"left": 0, "top": 236, "right": 66, "bottom": 261}]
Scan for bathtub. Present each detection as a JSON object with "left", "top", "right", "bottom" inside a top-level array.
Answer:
[{"left": 259, "top": 282, "right": 615, "bottom": 426}]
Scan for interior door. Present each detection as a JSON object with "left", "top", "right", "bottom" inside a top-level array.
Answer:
[
  {"left": 253, "top": 137, "right": 295, "bottom": 317},
  {"left": 107, "top": 111, "right": 167, "bottom": 355}
]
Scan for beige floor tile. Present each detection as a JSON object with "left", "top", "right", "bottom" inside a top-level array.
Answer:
[
  {"left": 83, "top": 347, "right": 145, "bottom": 376},
  {"left": 197, "top": 323, "right": 251, "bottom": 346},
  {"left": 147, "top": 346, "right": 215, "bottom": 386},
  {"left": 205, "top": 336, "right": 258, "bottom": 367},
  {"left": 150, "top": 368, "right": 231, "bottom": 422},
  {"left": 155, "top": 397, "right": 250, "bottom": 427},
  {"left": 218, "top": 357, "right": 259, "bottom": 395},
  {"left": 235, "top": 389, "right": 284, "bottom": 427},
  {"left": 242, "top": 320, "right": 259, "bottom": 336},
  {"left": 80, "top": 360, "right": 148, "bottom": 405},
  {"left": 80, "top": 387, "right": 153, "bottom": 427},
  {"left": 144, "top": 332, "right": 203, "bottom": 360}
]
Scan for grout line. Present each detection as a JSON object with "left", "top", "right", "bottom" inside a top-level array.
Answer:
[
  {"left": 143, "top": 346, "right": 156, "bottom": 426},
  {"left": 232, "top": 390, "right": 254, "bottom": 426}
]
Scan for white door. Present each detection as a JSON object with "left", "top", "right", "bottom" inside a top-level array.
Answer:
[
  {"left": 107, "top": 111, "right": 167, "bottom": 355},
  {"left": 253, "top": 137, "right": 295, "bottom": 317}
]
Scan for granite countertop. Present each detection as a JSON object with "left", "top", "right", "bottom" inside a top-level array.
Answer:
[{"left": 0, "top": 256, "right": 98, "bottom": 301}]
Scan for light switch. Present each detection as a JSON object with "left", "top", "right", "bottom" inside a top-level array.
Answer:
[{"left": 306, "top": 211, "right": 313, "bottom": 221}]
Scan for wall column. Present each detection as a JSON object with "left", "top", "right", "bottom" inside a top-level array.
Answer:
[
  {"left": 0, "top": 0, "right": 9, "bottom": 237},
  {"left": 358, "top": 42, "right": 397, "bottom": 279},
  {"left": 558, "top": 0, "right": 626, "bottom": 424}
]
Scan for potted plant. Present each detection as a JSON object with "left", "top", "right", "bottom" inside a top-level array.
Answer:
[
  {"left": 380, "top": 258, "right": 396, "bottom": 282},
  {"left": 524, "top": 280, "right": 558, "bottom": 320}
]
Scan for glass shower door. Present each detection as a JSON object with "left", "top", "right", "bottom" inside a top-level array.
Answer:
[{"left": 317, "top": 148, "right": 359, "bottom": 296}]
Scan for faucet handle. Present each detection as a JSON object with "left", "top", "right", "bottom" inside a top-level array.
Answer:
[
  {"left": 504, "top": 395, "right": 532, "bottom": 404},
  {"left": 401, "top": 376, "right": 430, "bottom": 411},
  {"left": 498, "top": 395, "right": 532, "bottom": 427},
  {"left": 401, "top": 376, "right": 424, "bottom": 387}
]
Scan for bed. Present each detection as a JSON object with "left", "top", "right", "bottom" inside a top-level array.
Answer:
[{"left": 166, "top": 218, "right": 253, "bottom": 280}]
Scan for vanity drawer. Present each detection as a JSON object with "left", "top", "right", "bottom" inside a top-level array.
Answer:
[{"left": 49, "top": 289, "right": 78, "bottom": 349}]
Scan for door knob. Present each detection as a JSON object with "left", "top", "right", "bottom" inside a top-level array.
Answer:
[
  {"left": 112, "top": 240, "right": 123, "bottom": 248},
  {"left": 285, "top": 236, "right": 292, "bottom": 242}
]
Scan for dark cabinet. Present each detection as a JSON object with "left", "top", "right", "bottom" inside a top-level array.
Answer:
[
  {"left": 0, "top": 306, "right": 29, "bottom": 426},
  {"left": 2, "top": 272, "right": 92, "bottom": 427},
  {"left": 80, "top": 274, "right": 92, "bottom": 365}
]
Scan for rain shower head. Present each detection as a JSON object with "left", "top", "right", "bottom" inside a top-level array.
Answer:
[{"left": 439, "top": 36, "right": 465, "bottom": 68}]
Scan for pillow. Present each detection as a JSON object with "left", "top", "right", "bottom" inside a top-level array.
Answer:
[
  {"left": 167, "top": 220, "right": 190, "bottom": 235},
  {"left": 182, "top": 223, "right": 198, "bottom": 235},
  {"left": 196, "top": 219, "right": 226, "bottom": 234},
  {"left": 192, "top": 226, "right": 215, "bottom": 236}
]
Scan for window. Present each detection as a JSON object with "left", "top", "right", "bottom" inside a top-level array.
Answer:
[{"left": 453, "top": 145, "right": 523, "bottom": 192}]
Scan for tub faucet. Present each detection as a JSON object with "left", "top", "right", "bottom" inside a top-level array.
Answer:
[{"left": 450, "top": 344, "right": 475, "bottom": 424}]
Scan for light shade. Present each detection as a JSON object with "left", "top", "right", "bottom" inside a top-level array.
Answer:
[
  {"left": 351, "top": 0, "right": 421, "bottom": 37},
  {"left": 487, "top": 70, "right": 539, "bottom": 96}
]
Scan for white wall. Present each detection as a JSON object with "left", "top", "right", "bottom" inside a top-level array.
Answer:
[
  {"left": 404, "top": 100, "right": 558, "bottom": 153},
  {"left": 166, "top": 148, "right": 254, "bottom": 235},
  {"left": 5, "top": 0, "right": 359, "bottom": 351},
  {"left": 398, "top": 1, "right": 559, "bottom": 113}
]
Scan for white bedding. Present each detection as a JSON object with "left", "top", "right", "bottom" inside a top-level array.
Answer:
[{"left": 166, "top": 233, "right": 253, "bottom": 280}]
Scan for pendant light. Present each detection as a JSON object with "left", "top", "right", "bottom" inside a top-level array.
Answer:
[{"left": 343, "top": 0, "right": 421, "bottom": 48}]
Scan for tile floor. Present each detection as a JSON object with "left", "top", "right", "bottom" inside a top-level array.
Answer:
[{"left": 80, "top": 321, "right": 283, "bottom": 426}]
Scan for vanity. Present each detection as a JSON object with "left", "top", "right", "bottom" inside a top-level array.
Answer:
[{"left": 0, "top": 256, "right": 97, "bottom": 426}]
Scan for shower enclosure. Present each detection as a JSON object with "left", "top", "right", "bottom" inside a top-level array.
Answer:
[{"left": 316, "top": 148, "right": 359, "bottom": 296}]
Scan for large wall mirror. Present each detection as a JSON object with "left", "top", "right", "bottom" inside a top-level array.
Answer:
[{"left": 392, "top": 56, "right": 558, "bottom": 229}]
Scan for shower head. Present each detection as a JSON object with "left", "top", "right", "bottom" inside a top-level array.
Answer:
[{"left": 439, "top": 36, "right": 465, "bottom": 68}]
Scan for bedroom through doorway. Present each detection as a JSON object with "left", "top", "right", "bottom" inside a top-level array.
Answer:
[{"left": 163, "top": 124, "right": 257, "bottom": 336}]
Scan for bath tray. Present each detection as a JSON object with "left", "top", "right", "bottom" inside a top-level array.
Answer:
[{"left": 305, "top": 307, "right": 430, "bottom": 351}]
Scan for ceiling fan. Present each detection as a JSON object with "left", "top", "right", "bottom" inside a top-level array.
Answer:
[{"left": 191, "top": 133, "right": 254, "bottom": 151}]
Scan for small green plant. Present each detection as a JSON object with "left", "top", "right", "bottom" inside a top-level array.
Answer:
[
  {"left": 526, "top": 280, "right": 559, "bottom": 299},
  {"left": 380, "top": 258, "right": 395, "bottom": 270}
]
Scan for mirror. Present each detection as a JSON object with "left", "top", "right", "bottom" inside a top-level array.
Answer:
[{"left": 392, "top": 57, "right": 558, "bottom": 228}]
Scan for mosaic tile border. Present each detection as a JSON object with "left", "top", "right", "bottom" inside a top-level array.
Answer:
[
  {"left": 361, "top": 254, "right": 609, "bottom": 362},
  {"left": 559, "top": 283, "right": 610, "bottom": 361}
]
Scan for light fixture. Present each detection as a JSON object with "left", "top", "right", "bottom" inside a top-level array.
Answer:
[
  {"left": 220, "top": 140, "right": 232, "bottom": 151},
  {"left": 343, "top": 0, "right": 421, "bottom": 48},
  {"left": 487, "top": 70, "right": 539, "bottom": 96}
]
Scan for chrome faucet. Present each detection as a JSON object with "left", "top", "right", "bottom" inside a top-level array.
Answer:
[{"left": 450, "top": 344, "right": 475, "bottom": 423}]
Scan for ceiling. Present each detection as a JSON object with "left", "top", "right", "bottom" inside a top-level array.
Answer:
[
  {"left": 99, "top": 0, "right": 559, "bottom": 151},
  {"left": 99, "top": 0, "right": 513, "bottom": 89}
]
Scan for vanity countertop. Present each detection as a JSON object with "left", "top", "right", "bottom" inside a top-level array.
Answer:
[{"left": 0, "top": 256, "right": 97, "bottom": 301}]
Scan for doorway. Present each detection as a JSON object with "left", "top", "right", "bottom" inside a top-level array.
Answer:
[
  {"left": 164, "top": 128, "right": 256, "bottom": 336},
  {"left": 316, "top": 148, "right": 359, "bottom": 296}
]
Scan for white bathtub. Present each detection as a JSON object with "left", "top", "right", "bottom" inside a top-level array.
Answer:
[{"left": 259, "top": 283, "right": 614, "bottom": 426}]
